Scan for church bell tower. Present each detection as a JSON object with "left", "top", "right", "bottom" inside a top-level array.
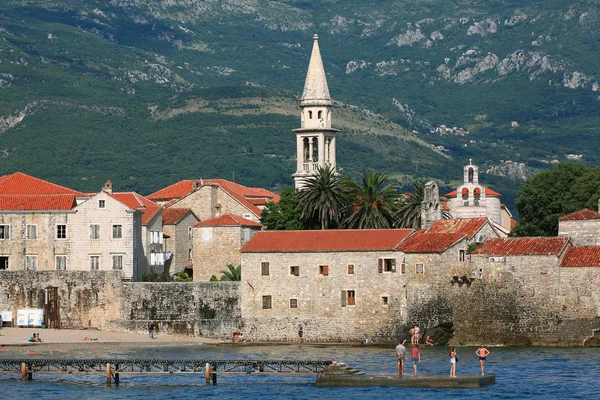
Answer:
[{"left": 292, "top": 34, "right": 339, "bottom": 190}]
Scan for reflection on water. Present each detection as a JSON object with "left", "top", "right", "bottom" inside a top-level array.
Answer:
[{"left": 1, "top": 344, "right": 600, "bottom": 399}]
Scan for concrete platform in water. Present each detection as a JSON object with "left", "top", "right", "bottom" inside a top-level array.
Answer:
[{"left": 316, "top": 373, "right": 495, "bottom": 388}]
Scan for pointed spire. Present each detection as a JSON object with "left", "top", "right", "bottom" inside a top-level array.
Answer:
[{"left": 300, "top": 34, "right": 332, "bottom": 106}]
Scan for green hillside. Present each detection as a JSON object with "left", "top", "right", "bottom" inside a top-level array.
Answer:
[{"left": 1, "top": 0, "right": 599, "bottom": 214}]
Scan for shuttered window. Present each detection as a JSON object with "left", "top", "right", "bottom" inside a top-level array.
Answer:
[
  {"left": 55, "top": 256, "right": 66, "bottom": 270},
  {"left": 341, "top": 290, "right": 356, "bottom": 306},
  {"left": 262, "top": 295, "right": 272, "bottom": 309},
  {"left": 26, "top": 225, "right": 37, "bottom": 240},
  {"left": 90, "top": 224, "right": 100, "bottom": 240},
  {"left": 261, "top": 262, "right": 270, "bottom": 276},
  {"left": 290, "top": 266, "right": 299, "bottom": 276},
  {"left": 379, "top": 259, "right": 396, "bottom": 273},
  {"left": 319, "top": 265, "right": 329, "bottom": 276},
  {"left": 347, "top": 265, "right": 354, "bottom": 275}
]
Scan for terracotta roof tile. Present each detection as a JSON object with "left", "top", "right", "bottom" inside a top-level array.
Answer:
[
  {"left": 0, "top": 194, "right": 76, "bottom": 211},
  {"left": 111, "top": 192, "right": 161, "bottom": 225},
  {"left": 0, "top": 172, "right": 85, "bottom": 196},
  {"left": 445, "top": 187, "right": 502, "bottom": 198},
  {"left": 195, "top": 214, "right": 262, "bottom": 228},
  {"left": 241, "top": 229, "right": 414, "bottom": 253},
  {"left": 560, "top": 246, "right": 600, "bottom": 267},
  {"left": 558, "top": 209, "right": 600, "bottom": 221},
  {"left": 147, "top": 180, "right": 198, "bottom": 201},
  {"left": 398, "top": 230, "right": 466, "bottom": 253},
  {"left": 471, "top": 237, "right": 569, "bottom": 256},
  {"left": 162, "top": 208, "right": 193, "bottom": 225},
  {"left": 427, "top": 217, "right": 488, "bottom": 239}
]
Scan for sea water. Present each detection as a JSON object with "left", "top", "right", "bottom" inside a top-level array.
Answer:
[{"left": 1, "top": 345, "right": 599, "bottom": 399}]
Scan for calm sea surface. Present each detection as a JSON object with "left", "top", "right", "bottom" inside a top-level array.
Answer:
[{"left": 1, "top": 344, "right": 599, "bottom": 399}]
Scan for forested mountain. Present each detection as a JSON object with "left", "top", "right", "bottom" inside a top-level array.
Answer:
[{"left": 1, "top": 0, "right": 599, "bottom": 213}]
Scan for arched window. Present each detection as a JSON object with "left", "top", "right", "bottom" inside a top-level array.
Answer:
[
  {"left": 312, "top": 138, "right": 319, "bottom": 162},
  {"left": 474, "top": 188, "right": 481, "bottom": 206},
  {"left": 309, "top": 111, "right": 313, "bottom": 119},
  {"left": 318, "top": 110, "right": 322, "bottom": 119},
  {"left": 462, "top": 187, "right": 469, "bottom": 205},
  {"left": 468, "top": 167, "right": 474, "bottom": 183}
]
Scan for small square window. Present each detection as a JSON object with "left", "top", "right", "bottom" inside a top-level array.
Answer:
[
  {"left": 382, "top": 296, "right": 389, "bottom": 306},
  {"left": 262, "top": 295, "right": 272, "bottom": 309},
  {"left": 0, "top": 225, "right": 10, "bottom": 240},
  {"left": 99, "top": 200, "right": 106, "bottom": 209},
  {"left": 113, "top": 225, "right": 122, "bottom": 239},
  {"left": 56, "top": 224, "right": 66, "bottom": 239},
  {"left": 347, "top": 265, "right": 354, "bottom": 275},
  {"left": 290, "top": 299, "right": 298, "bottom": 308},
  {"left": 347, "top": 290, "right": 356, "bottom": 306},
  {"left": 290, "top": 266, "right": 299, "bottom": 276},
  {"left": 416, "top": 263, "right": 424, "bottom": 274},
  {"left": 261, "top": 262, "right": 270, "bottom": 276},
  {"left": 319, "top": 265, "right": 329, "bottom": 276}
]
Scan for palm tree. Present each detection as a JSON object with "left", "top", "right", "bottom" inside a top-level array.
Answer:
[
  {"left": 341, "top": 170, "right": 399, "bottom": 229},
  {"left": 298, "top": 166, "right": 348, "bottom": 229},
  {"left": 220, "top": 264, "right": 241, "bottom": 281},
  {"left": 395, "top": 182, "right": 425, "bottom": 229}
]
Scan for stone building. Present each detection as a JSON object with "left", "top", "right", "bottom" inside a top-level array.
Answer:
[
  {"left": 292, "top": 34, "right": 339, "bottom": 190},
  {"left": 148, "top": 179, "right": 279, "bottom": 224},
  {"left": 193, "top": 214, "right": 261, "bottom": 281},
  {"left": 558, "top": 208, "right": 600, "bottom": 246},
  {"left": 445, "top": 160, "right": 513, "bottom": 232},
  {"left": 162, "top": 208, "right": 199, "bottom": 277}
]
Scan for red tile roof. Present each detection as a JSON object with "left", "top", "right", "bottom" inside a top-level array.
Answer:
[
  {"left": 162, "top": 208, "right": 193, "bottom": 225},
  {"left": 558, "top": 209, "right": 600, "bottom": 221},
  {"left": 445, "top": 187, "right": 502, "bottom": 198},
  {"left": 111, "top": 192, "right": 161, "bottom": 225},
  {"left": 0, "top": 172, "right": 85, "bottom": 196},
  {"left": 427, "top": 217, "right": 488, "bottom": 239},
  {"left": 147, "top": 179, "right": 280, "bottom": 217},
  {"left": 560, "top": 246, "right": 600, "bottom": 267},
  {"left": 195, "top": 214, "right": 262, "bottom": 228},
  {"left": 0, "top": 194, "right": 76, "bottom": 211},
  {"left": 241, "top": 229, "right": 414, "bottom": 253},
  {"left": 471, "top": 237, "right": 569, "bottom": 256},
  {"left": 398, "top": 231, "right": 466, "bottom": 253}
]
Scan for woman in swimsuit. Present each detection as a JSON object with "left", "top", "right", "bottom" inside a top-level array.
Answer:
[
  {"left": 476, "top": 345, "right": 490, "bottom": 375},
  {"left": 449, "top": 346, "right": 457, "bottom": 378}
]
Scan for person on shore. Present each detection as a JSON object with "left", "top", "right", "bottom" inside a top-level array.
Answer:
[
  {"left": 412, "top": 324, "right": 420, "bottom": 344},
  {"left": 395, "top": 339, "right": 406, "bottom": 376},
  {"left": 476, "top": 345, "right": 490, "bottom": 375},
  {"left": 147, "top": 322, "right": 155, "bottom": 339},
  {"left": 411, "top": 344, "right": 421, "bottom": 375},
  {"left": 239, "top": 332, "right": 245, "bottom": 342},
  {"left": 425, "top": 335, "right": 433, "bottom": 346},
  {"left": 449, "top": 346, "right": 457, "bottom": 378},
  {"left": 83, "top": 336, "right": 98, "bottom": 341},
  {"left": 297, "top": 323, "right": 303, "bottom": 343}
]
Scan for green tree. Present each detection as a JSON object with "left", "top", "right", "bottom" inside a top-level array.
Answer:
[
  {"left": 298, "top": 166, "right": 348, "bottom": 230},
  {"left": 342, "top": 170, "right": 399, "bottom": 229},
  {"left": 220, "top": 264, "right": 241, "bottom": 281},
  {"left": 261, "top": 187, "right": 305, "bottom": 230},
  {"left": 175, "top": 270, "right": 193, "bottom": 282},
  {"left": 514, "top": 162, "right": 589, "bottom": 236},
  {"left": 395, "top": 182, "right": 425, "bottom": 229}
]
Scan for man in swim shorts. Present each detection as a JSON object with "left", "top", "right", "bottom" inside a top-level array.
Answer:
[
  {"left": 476, "top": 345, "right": 490, "bottom": 375},
  {"left": 395, "top": 340, "right": 406, "bottom": 375}
]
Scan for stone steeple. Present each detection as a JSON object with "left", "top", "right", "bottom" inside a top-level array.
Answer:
[{"left": 293, "top": 34, "right": 339, "bottom": 190}]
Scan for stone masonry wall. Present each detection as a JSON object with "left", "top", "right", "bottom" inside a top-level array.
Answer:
[
  {"left": 118, "top": 281, "right": 241, "bottom": 338},
  {"left": 558, "top": 220, "right": 600, "bottom": 246}
]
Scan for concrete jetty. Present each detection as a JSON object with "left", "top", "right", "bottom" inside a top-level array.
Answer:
[{"left": 317, "top": 373, "right": 496, "bottom": 388}]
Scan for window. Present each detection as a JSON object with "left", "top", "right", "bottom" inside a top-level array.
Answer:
[
  {"left": 261, "top": 262, "right": 270, "bottom": 276},
  {"left": 112, "top": 225, "right": 122, "bottom": 239},
  {"left": 26, "top": 255, "right": 37, "bottom": 271},
  {"left": 188, "top": 249, "right": 193, "bottom": 260},
  {"left": 112, "top": 255, "right": 123, "bottom": 270},
  {"left": 347, "top": 264, "right": 354, "bottom": 275},
  {"left": 243, "top": 228, "right": 251, "bottom": 243},
  {"left": 150, "top": 231, "right": 162, "bottom": 244},
  {"left": 459, "top": 250, "right": 467, "bottom": 262},
  {"left": 90, "top": 224, "right": 100, "bottom": 240},
  {"left": 0, "top": 256, "right": 8, "bottom": 270},
  {"left": 308, "top": 110, "right": 313, "bottom": 119},
  {"left": 416, "top": 263, "right": 424, "bottom": 274},
  {"left": 56, "top": 224, "right": 66, "bottom": 239},
  {"left": 26, "top": 225, "right": 37, "bottom": 240},
  {"left": 98, "top": 200, "right": 105, "bottom": 209},
  {"left": 290, "top": 299, "right": 298, "bottom": 309},
  {"left": 243, "top": 213, "right": 252, "bottom": 220},
  {"left": 56, "top": 256, "right": 66, "bottom": 270},
  {"left": 188, "top": 227, "right": 193, "bottom": 239},
  {"left": 401, "top": 259, "right": 406, "bottom": 274},
  {"left": 318, "top": 110, "right": 322, "bottom": 119},
  {"left": 290, "top": 266, "right": 299, "bottom": 276},
  {"left": 319, "top": 265, "right": 329, "bottom": 276},
  {"left": 0, "top": 225, "right": 10, "bottom": 239},
  {"left": 382, "top": 296, "right": 389, "bottom": 306},
  {"left": 201, "top": 228, "right": 213, "bottom": 242},
  {"left": 341, "top": 290, "right": 356, "bottom": 307},
  {"left": 262, "top": 295, "right": 272, "bottom": 309},
  {"left": 378, "top": 258, "right": 396, "bottom": 273},
  {"left": 90, "top": 255, "right": 100, "bottom": 270}
]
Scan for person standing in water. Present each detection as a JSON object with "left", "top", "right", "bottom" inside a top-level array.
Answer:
[
  {"left": 395, "top": 340, "right": 406, "bottom": 376},
  {"left": 411, "top": 344, "right": 421, "bottom": 375},
  {"left": 476, "top": 345, "right": 490, "bottom": 375},
  {"left": 449, "top": 346, "right": 457, "bottom": 378}
]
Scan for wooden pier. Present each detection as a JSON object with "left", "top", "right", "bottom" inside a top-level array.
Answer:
[
  {"left": 317, "top": 372, "right": 496, "bottom": 388},
  {"left": 0, "top": 358, "right": 332, "bottom": 385}
]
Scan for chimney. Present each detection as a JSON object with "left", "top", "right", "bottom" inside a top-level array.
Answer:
[{"left": 103, "top": 180, "right": 113, "bottom": 194}]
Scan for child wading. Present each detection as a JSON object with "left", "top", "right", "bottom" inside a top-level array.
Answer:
[{"left": 476, "top": 345, "right": 490, "bottom": 375}]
